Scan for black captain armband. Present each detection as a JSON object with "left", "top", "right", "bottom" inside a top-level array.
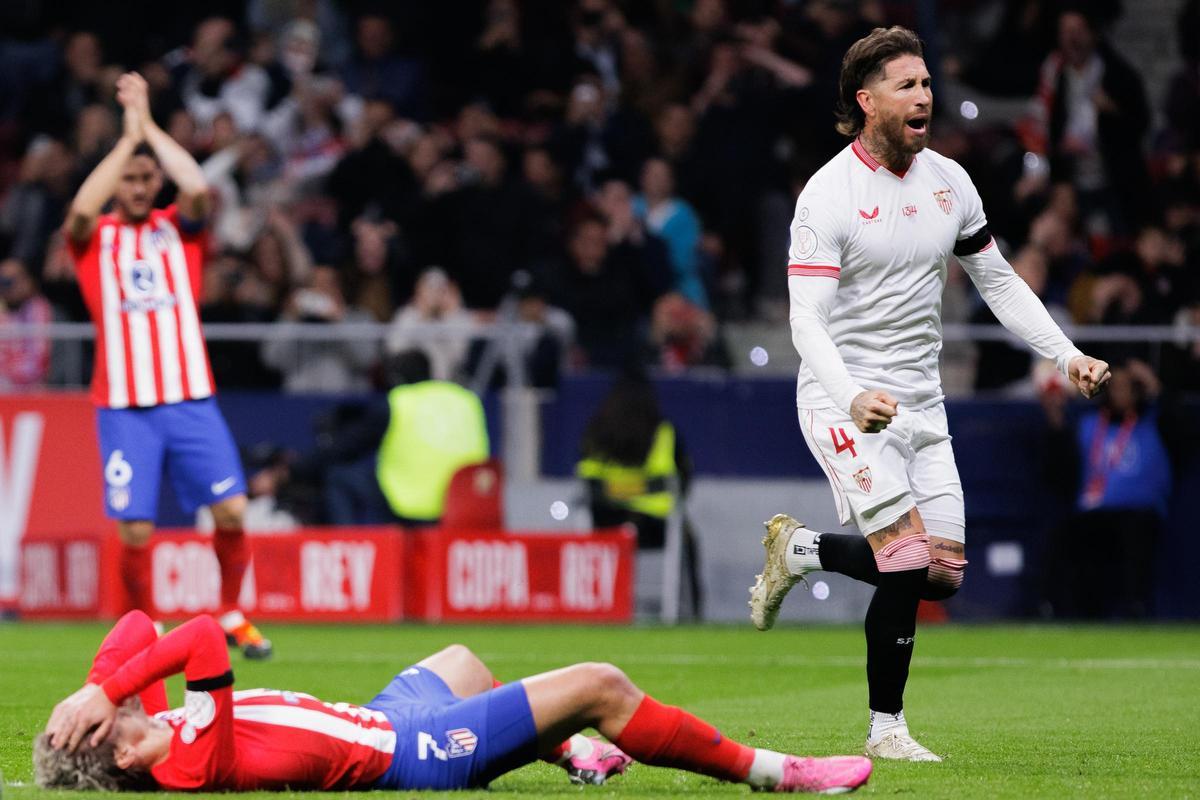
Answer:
[
  {"left": 953, "top": 226, "right": 992, "bottom": 257},
  {"left": 187, "top": 670, "right": 234, "bottom": 691}
]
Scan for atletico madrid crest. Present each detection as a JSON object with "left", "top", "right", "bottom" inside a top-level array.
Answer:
[
  {"left": 933, "top": 189, "right": 953, "bottom": 215},
  {"left": 852, "top": 466, "right": 873, "bottom": 493},
  {"left": 446, "top": 728, "right": 478, "bottom": 758}
]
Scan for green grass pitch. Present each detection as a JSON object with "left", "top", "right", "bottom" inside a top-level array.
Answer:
[{"left": 3, "top": 622, "right": 1198, "bottom": 799}]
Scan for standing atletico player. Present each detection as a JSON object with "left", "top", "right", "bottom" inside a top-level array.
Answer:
[{"left": 64, "top": 72, "right": 271, "bottom": 659}]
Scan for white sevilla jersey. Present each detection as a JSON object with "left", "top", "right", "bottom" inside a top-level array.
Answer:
[
  {"left": 69, "top": 205, "right": 214, "bottom": 408},
  {"left": 786, "top": 139, "right": 988, "bottom": 411}
]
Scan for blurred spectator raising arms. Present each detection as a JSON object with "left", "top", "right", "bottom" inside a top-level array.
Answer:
[
  {"left": 385, "top": 267, "right": 474, "bottom": 382},
  {"left": 1041, "top": 359, "right": 1172, "bottom": 618}
]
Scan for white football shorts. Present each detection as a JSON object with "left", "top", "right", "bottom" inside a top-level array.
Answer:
[{"left": 797, "top": 403, "right": 965, "bottom": 543}]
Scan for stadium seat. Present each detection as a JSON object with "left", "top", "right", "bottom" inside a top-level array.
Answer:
[{"left": 441, "top": 459, "right": 504, "bottom": 530}]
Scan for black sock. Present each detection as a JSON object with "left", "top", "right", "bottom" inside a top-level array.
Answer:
[
  {"left": 817, "top": 533, "right": 880, "bottom": 586},
  {"left": 865, "top": 566, "right": 927, "bottom": 714}
]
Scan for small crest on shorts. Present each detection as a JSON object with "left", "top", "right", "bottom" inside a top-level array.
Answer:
[
  {"left": 852, "top": 466, "right": 873, "bottom": 494},
  {"left": 446, "top": 728, "right": 478, "bottom": 758},
  {"left": 108, "top": 486, "right": 130, "bottom": 511},
  {"left": 933, "top": 189, "right": 953, "bottom": 214}
]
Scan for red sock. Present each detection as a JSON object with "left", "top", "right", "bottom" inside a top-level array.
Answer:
[
  {"left": 120, "top": 543, "right": 152, "bottom": 613},
  {"left": 213, "top": 527, "right": 249, "bottom": 611},
  {"left": 614, "top": 696, "right": 754, "bottom": 783}
]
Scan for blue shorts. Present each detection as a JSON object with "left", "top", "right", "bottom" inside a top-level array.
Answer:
[
  {"left": 96, "top": 397, "right": 246, "bottom": 520},
  {"left": 366, "top": 666, "right": 539, "bottom": 790}
]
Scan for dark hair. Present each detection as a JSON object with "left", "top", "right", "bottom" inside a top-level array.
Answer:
[
  {"left": 1057, "top": 1, "right": 1120, "bottom": 31},
  {"left": 385, "top": 349, "right": 432, "bottom": 386},
  {"left": 580, "top": 372, "right": 664, "bottom": 466},
  {"left": 835, "top": 26, "right": 925, "bottom": 137},
  {"left": 131, "top": 142, "right": 159, "bottom": 164}
]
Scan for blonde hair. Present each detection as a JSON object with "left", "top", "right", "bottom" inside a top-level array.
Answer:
[{"left": 32, "top": 702, "right": 155, "bottom": 792}]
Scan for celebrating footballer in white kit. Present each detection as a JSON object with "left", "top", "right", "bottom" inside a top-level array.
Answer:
[{"left": 748, "top": 26, "right": 1111, "bottom": 762}]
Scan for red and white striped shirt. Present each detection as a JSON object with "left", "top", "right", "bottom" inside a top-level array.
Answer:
[
  {"left": 96, "top": 613, "right": 395, "bottom": 791},
  {"left": 68, "top": 205, "right": 215, "bottom": 408}
]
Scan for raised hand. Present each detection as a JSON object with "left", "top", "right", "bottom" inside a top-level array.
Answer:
[{"left": 115, "top": 72, "right": 152, "bottom": 132}]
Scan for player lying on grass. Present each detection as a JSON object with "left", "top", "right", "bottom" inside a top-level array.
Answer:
[{"left": 36, "top": 612, "right": 872, "bottom": 794}]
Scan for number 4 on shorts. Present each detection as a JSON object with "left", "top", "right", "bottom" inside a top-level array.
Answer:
[{"left": 829, "top": 427, "right": 857, "bottom": 457}]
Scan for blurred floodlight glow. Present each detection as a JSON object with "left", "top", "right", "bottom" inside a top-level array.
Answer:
[
  {"left": 812, "top": 580, "right": 830, "bottom": 600},
  {"left": 750, "top": 346, "right": 769, "bottom": 366},
  {"left": 550, "top": 500, "right": 569, "bottom": 521},
  {"left": 959, "top": 100, "right": 979, "bottom": 120},
  {"left": 1023, "top": 151, "right": 1041, "bottom": 171}
]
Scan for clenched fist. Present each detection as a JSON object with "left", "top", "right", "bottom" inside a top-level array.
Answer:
[
  {"left": 850, "top": 389, "right": 898, "bottom": 433},
  {"left": 1068, "top": 356, "right": 1111, "bottom": 399}
]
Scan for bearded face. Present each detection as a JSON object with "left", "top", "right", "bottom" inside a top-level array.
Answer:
[{"left": 860, "top": 54, "right": 932, "bottom": 163}]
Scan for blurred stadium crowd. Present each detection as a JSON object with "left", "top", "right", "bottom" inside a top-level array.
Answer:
[{"left": 0, "top": 0, "right": 1197, "bottom": 392}]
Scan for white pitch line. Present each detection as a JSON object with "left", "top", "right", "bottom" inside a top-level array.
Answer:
[{"left": 271, "top": 652, "right": 1200, "bottom": 671}]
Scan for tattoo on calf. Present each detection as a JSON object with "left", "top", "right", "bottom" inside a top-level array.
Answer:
[
  {"left": 876, "top": 511, "right": 913, "bottom": 536},
  {"left": 933, "top": 541, "right": 964, "bottom": 555}
]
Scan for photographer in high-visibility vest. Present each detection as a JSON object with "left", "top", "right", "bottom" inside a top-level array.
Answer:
[
  {"left": 577, "top": 372, "right": 702, "bottom": 615},
  {"left": 375, "top": 351, "right": 490, "bottom": 523},
  {"left": 252, "top": 350, "right": 488, "bottom": 526}
]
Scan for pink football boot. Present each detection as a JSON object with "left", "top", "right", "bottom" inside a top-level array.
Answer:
[
  {"left": 565, "top": 736, "right": 633, "bottom": 786},
  {"left": 774, "top": 755, "right": 873, "bottom": 794}
]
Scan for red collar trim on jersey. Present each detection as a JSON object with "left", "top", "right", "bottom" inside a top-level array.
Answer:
[
  {"left": 851, "top": 138, "right": 879, "bottom": 171},
  {"left": 851, "top": 137, "right": 914, "bottom": 179}
]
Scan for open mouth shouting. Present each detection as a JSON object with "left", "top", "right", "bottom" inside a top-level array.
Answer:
[{"left": 905, "top": 113, "right": 930, "bottom": 135}]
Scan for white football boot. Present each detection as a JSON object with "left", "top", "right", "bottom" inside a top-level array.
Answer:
[
  {"left": 749, "top": 513, "right": 815, "bottom": 631},
  {"left": 864, "top": 732, "right": 943, "bottom": 762}
]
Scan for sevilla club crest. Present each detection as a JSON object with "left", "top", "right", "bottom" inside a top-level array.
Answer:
[
  {"left": 852, "top": 466, "right": 873, "bottom": 493},
  {"left": 933, "top": 189, "right": 953, "bottom": 215}
]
